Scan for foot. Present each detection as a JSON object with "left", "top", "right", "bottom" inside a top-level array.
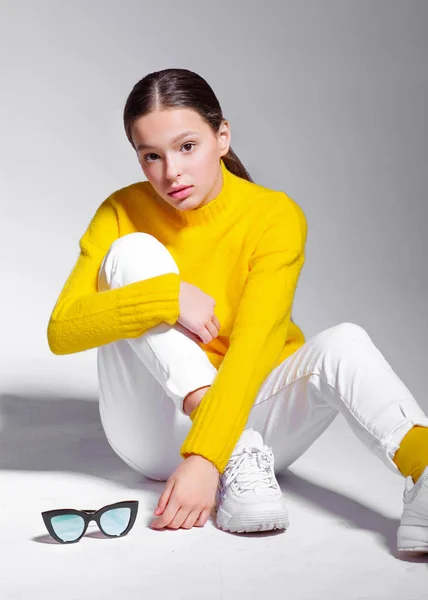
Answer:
[
  {"left": 397, "top": 465, "right": 428, "bottom": 552},
  {"left": 215, "top": 428, "right": 289, "bottom": 533}
]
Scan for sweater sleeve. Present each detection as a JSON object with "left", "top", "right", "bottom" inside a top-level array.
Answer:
[
  {"left": 180, "top": 197, "right": 307, "bottom": 474},
  {"left": 47, "top": 197, "right": 181, "bottom": 355}
]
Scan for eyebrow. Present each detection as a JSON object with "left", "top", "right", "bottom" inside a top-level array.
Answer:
[{"left": 136, "top": 130, "right": 200, "bottom": 152}]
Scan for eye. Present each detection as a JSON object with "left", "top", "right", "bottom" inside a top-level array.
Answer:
[
  {"left": 143, "top": 143, "right": 195, "bottom": 163},
  {"left": 143, "top": 153, "right": 159, "bottom": 163}
]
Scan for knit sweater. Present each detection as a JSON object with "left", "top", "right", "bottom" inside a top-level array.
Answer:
[{"left": 47, "top": 158, "right": 308, "bottom": 474}]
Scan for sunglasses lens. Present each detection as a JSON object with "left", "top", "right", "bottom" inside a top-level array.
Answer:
[
  {"left": 51, "top": 514, "right": 85, "bottom": 542},
  {"left": 100, "top": 507, "right": 132, "bottom": 536}
]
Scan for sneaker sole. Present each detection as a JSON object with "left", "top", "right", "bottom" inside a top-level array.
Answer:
[
  {"left": 216, "top": 505, "right": 289, "bottom": 533},
  {"left": 397, "top": 524, "right": 428, "bottom": 552}
]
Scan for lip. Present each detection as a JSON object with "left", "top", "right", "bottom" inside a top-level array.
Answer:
[{"left": 167, "top": 185, "right": 192, "bottom": 195}]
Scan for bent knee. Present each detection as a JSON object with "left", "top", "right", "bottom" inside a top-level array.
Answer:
[
  {"left": 99, "top": 232, "right": 179, "bottom": 290},
  {"left": 320, "top": 322, "right": 370, "bottom": 353},
  {"left": 110, "top": 231, "right": 152, "bottom": 245},
  {"left": 108, "top": 232, "right": 167, "bottom": 258},
  {"left": 334, "top": 322, "right": 368, "bottom": 338}
]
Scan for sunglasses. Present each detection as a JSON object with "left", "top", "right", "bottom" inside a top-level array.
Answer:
[{"left": 41, "top": 500, "right": 139, "bottom": 544}]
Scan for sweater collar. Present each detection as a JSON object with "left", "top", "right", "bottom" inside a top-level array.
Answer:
[{"left": 152, "top": 159, "right": 235, "bottom": 226}]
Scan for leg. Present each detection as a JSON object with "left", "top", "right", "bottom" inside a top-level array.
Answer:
[
  {"left": 246, "top": 322, "right": 428, "bottom": 477},
  {"left": 96, "top": 232, "right": 218, "bottom": 481},
  {"left": 215, "top": 322, "right": 428, "bottom": 541}
]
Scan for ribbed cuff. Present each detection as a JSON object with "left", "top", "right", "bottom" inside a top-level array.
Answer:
[{"left": 116, "top": 272, "right": 181, "bottom": 334}]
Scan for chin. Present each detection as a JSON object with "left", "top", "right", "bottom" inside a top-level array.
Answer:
[
  {"left": 177, "top": 201, "right": 200, "bottom": 211},
  {"left": 174, "top": 194, "right": 203, "bottom": 211}
]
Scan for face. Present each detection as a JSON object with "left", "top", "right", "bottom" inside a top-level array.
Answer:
[{"left": 131, "top": 108, "right": 231, "bottom": 211}]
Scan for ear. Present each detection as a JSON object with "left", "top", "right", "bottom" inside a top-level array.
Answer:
[{"left": 218, "top": 119, "right": 231, "bottom": 155}]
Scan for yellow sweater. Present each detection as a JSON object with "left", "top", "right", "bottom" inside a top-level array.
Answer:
[{"left": 47, "top": 159, "right": 308, "bottom": 474}]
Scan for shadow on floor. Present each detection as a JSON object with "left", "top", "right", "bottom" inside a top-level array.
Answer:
[
  {"left": 1, "top": 391, "right": 427, "bottom": 561},
  {"left": 276, "top": 470, "right": 427, "bottom": 562},
  {"left": 0, "top": 391, "right": 150, "bottom": 489}
]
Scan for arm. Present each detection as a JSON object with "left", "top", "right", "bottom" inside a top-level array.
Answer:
[
  {"left": 47, "top": 197, "right": 180, "bottom": 355},
  {"left": 180, "top": 195, "right": 308, "bottom": 474}
]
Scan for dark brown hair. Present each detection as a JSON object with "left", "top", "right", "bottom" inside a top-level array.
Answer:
[{"left": 123, "top": 68, "right": 253, "bottom": 182}]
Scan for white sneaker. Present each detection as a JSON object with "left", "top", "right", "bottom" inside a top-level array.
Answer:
[
  {"left": 397, "top": 465, "right": 428, "bottom": 552},
  {"left": 215, "top": 428, "right": 289, "bottom": 533}
]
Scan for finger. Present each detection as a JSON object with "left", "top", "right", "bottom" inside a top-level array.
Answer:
[
  {"left": 199, "top": 328, "right": 210, "bottom": 344},
  {"left": 154, "top": 478, "right": 175, "bottom": 516},
  {"left": 152, "top": 502, "right": 180, "bottom": 529},
  {"left": 194, "top": 508, "right": 211, "bottom": 527},
  {"left": 166, "top": 506, "right": 192, "bottom": 530},
  {"left": 181, "top": 509, "right": 203, "bottom": 530},
  {"left": 204, "top": 321, "right": 218, "bottom": 340},
  {"left": 212, "top": 315, "right": 221, "bottom": 331}
]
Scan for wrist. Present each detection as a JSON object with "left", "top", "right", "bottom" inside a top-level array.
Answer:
[{"left": 186, "top": 453, "right": 220, "bottom": 475}]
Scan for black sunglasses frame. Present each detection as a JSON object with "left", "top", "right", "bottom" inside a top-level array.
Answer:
[{"left": 41, "top": 500, "right": 139, "bottom": 544}]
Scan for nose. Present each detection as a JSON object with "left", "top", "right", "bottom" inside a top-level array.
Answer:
[{"left": 164, "top": 156, "right": 182, "bottom": 182}]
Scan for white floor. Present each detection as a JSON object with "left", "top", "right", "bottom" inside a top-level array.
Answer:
[{"left": 0, "top": 388, "right": 427, "bottom": 600}]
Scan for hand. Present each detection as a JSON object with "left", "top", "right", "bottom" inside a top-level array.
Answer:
[
  {"left": 174, "top": 321, "right": 202, "bottom": 345},
  {"left": 178, "top": 281, "right": 221, "bottom": 344},
  {"left": 151, "top": 454, "right": 220, "bottom": 530}
]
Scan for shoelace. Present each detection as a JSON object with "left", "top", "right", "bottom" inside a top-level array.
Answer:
[{"left": 221, "top": 446, "right": 277, "bottom": 493}]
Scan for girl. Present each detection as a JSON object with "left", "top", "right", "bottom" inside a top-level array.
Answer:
[{"left": 47, "top": 68, "right": 428, "bottom": 551}]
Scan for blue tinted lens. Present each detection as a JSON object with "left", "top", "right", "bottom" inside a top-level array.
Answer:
[
  {"left": 100, "top": 507, "right": 131, "bottom": 536},
  {"left": 51, "top": 514, "right": 85, "bottom": 542}
]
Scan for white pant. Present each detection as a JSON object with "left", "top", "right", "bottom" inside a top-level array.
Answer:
[{"left": 96, "top": 232, "right": 428, "bottom": 482}]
